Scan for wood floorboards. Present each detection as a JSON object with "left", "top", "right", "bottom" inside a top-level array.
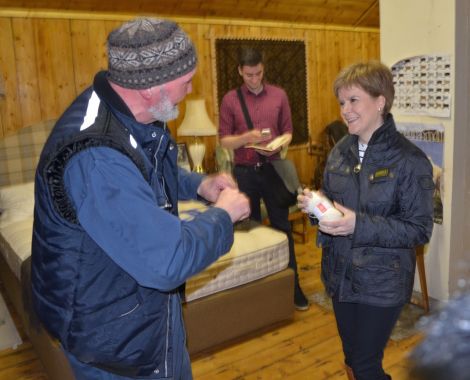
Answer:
[{"left": 0, "top": 224, "right": 422, "bottom": 380}]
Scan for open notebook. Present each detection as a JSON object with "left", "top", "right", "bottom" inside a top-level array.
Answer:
[{"left": 245, "top": 134, "right": 290, "bottom": 152}]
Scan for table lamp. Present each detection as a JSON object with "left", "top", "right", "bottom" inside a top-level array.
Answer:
[{"left": 177, "top": 99, "right": 217, "bottom": 173}]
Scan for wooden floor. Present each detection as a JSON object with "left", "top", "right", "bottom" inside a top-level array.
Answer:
[{"left": 0, "top": 224, "right": 422, "bottom": 380}]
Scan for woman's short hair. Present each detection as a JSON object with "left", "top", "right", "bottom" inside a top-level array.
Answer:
[{"left": 333, "top": 61, "right": 395, "bottom": 115}]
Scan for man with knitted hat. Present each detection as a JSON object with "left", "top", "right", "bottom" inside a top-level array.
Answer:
[{"left": 31, "top": 17, "right": 249, "bottom": 379}]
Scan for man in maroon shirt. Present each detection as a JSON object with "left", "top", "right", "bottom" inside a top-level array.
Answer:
[{"left": 219, "top": 48, "right": 309, "bottom": 310}]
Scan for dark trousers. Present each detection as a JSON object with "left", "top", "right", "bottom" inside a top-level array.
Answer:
[
  {"left": 233, "top": 164, "right": 299, "bottom": 282},
  {"left": 332, "top": 295, "right": 403, "bottom": 380}
]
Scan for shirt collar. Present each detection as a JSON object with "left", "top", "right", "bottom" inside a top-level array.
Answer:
[{"left": 242, "top": 83, "right": 267, "bottom": 97}]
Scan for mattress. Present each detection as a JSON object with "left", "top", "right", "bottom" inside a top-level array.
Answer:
[
  {"left": 0, "top": 195, "right": 289, "bottom": 303},
  {"left": 0, "top": 218, "right": 33, "bottom": 280},
  {"left": 0, "top": 181, "right": 35, "bottom": 280},
  {"left": 179, "top": 201, "right": 289, "bottom": 302}
]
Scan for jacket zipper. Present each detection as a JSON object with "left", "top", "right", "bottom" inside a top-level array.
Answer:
[
  {"left": 153, "top": 132, "right": 172, "bottom": 210},
  {"left": 164, "top": 294, "right": 170, "bottom": 377}
]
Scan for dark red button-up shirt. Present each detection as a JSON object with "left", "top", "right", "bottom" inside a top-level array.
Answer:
[{"left": 218, "top": 83, "right": 293, "bottom": 165}]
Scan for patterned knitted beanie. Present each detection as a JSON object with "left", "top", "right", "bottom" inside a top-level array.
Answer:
[{"left": 107, "top": 18, "right": 197, "bottom": 89}]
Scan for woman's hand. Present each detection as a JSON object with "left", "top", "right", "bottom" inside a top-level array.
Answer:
[
  {"left": 297, "top": 188, "right": 313, "bottom": 213},
  {"left": 318, "top": 202, "right": 356, "bottom": 236}
]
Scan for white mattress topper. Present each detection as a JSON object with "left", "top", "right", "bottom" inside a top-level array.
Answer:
[{"left": 0, "top": 201, "right": 289, "bottom": 302}]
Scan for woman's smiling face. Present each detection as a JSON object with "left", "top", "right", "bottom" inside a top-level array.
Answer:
[{"left": 337, "top": 85, "right": 385, "bottom": 144}]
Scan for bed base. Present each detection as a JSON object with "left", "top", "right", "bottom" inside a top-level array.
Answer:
[{"left": 1, "top": 253, "right": 294, "bottom": 380}]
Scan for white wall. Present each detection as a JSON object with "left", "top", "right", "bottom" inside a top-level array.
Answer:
[{"left": 380, "top": 0, "right": 456, "bottom": 301}]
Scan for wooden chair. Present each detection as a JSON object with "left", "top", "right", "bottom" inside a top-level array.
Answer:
[
  {"left": 412, "top": 245, "right": 430, "bottom": 313},
  {"left": 260, "top": 203, "right": 308, "bottom": 244},
  {"left": 288, "top": 207, "right": 308, "bottom": 244}
]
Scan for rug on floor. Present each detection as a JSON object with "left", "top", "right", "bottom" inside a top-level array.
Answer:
[
  {"left": 308, "top": 291, "right": 426, "bottom": 341},
  {"left": 0, "top": 293, "right": 22, "bottom": 351}
]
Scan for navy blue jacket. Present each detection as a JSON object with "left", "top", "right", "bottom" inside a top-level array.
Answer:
[
  {"left": 319, "top": 114, "right": 434, "bottom": 307},
  {"left": 31, "top": 72, "right": 234, "bottom": 378}
]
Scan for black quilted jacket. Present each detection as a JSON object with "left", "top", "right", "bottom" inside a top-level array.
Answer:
[{"left": 319, "top": 114, "right": 434, "bottom": 307}]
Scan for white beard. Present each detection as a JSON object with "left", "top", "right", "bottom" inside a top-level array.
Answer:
[{"left": 148, "top": 91, "right": 179, "bottom": 122}]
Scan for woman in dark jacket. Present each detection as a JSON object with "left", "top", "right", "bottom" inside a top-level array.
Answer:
[{"left": 298, "top": 61, "right": 434, "bottom": 380}]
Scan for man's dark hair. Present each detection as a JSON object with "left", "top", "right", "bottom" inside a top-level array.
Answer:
[{"left": 238, "top": 48, "right": 263, "bottom": 67}]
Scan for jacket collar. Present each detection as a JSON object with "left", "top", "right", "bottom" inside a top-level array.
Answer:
[
  {"left": 339, "top": 113, "right": 398, "bottom": 159},
  {"left": 93, "top": 71, "right": 134, "bottom": 118},
  {"left": 93, "top": 71, "right": 167, "bottom": 146},
  {"left": 368, "top": 113, "right": 397, "bottom": 146}
]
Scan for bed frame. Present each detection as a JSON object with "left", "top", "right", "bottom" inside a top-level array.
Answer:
[{"left": 0, "top": 253, "right": 293, "bottom": 380}]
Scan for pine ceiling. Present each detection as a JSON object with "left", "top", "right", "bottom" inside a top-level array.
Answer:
[{"left": 0, "top": 0, "right": 379, "bottom": 28}]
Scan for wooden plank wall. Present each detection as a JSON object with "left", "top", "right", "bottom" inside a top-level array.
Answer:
[{"left": 0, "top": 11, "right": 379, "bottom": 185}]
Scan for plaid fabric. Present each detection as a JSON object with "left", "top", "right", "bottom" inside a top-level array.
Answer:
[{"left": 0, "top": 120, "right": 55, "bottom": 187}]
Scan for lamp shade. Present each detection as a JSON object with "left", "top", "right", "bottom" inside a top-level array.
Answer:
[{"left": 177, "top": 99, "right": 217, "bottom": 137}]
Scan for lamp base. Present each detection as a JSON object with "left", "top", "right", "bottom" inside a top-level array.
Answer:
[
  {"left": 188, "top": 138, "right": 206, "bottom": 173},
  {"left": 193, "top": 165, "right": 205, "bottom": 174}
]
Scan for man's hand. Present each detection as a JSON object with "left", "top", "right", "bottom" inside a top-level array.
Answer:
[
  {"left": 318, "top": 202, "right": 356, "bottom": 236},
  {"left": 255, "top": 147, "right": 282, "bottom": 156},
  {"left": 197, "top": 173, "right": 237, "bottom": 203},
  {"left": 245, "top": 129, "right": 271, "bottom": 144},
  {"left": 219, "top": 130, "right": 270, "bottom": 150},
  {"left": 214, "top": 188, "right": 251, "bottom": 223}
]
